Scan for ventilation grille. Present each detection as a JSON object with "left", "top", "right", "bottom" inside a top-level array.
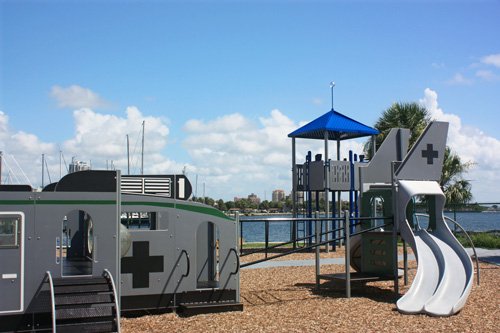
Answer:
[{"left": 121, "top": 176, "right": 171, "bottom": 197}]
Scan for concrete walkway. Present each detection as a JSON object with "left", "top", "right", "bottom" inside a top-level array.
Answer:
[{"left": 242, "top": 248, "right": 499, "bottom": 269}]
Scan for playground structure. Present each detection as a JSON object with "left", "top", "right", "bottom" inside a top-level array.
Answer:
[
  {"left": 0, "top": 107, "right": 479, "bottom": 332},
  {"left": 288, "top": 117, "right": 475, "bottom": 316},
  {"left": 0, "top": 171, "right": 241, "bottom": 332}
]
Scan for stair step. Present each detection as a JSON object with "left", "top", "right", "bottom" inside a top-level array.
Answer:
[
  {"left": 53, "top": 277, "right": 108, "bottom": 286},
  {"left": 55, "top": 284, "right": 112, "bottom": 294},
  {"left": 56, "top": 320, "right": 116, "bottom": 333},
  {"left": 56, "top": 293, "right": 114, "bottom": 306},
  {"left": 178, "top": 302, "right": 243, "bottom": 316},
  {"left": 56, "top": 305, "right": 115, "bottom": 320}
]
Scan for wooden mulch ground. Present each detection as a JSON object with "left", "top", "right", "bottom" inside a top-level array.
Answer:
[{"left": 122, "top": 248, "right": 499, "bottom": 332}]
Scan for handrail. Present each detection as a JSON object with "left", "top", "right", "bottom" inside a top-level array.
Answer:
[
  {"left": 229, "top": 248, "right": 240, "bottom": 275},
  {"left": 415, "top": 213, "right": 480, "bottom": 285},
  {"left": 103, "top": 269, "right": 121, "bottom": 333},
  {"left": 240, "top": 216, "right": 345, "bottom": 223},
  {"left": 180, "top": 250, "right": 190, "bottom": 278},
  {"left": 45, "top": 271, "right": 56, "bottom": 333},
  {"left": 241, "top": 221, "right": 393, "bottom": 268}
]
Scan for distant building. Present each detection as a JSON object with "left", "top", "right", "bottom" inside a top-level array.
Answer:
[
  {"left": 69, "top": 158, "right": 90, "bottom": 173},
  {"left": 272, "top": 189, "right": 285, "bottom": 202},
  {"left": 247, "top": 193, "right": 261, "bottom": 205}
]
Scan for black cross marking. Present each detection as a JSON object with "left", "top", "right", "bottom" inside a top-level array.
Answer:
[
  {"left": 121, "top": 241, "right": 164, "bottom": 289},
  {"left": 421, "top": 143, "right": 439, "bottom": 165}
]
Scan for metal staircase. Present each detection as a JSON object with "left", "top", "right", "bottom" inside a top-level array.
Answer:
[{"left": 48, "top": 271, "right": 120, "bottom": 333}]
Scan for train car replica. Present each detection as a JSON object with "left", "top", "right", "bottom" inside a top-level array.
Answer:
[{"left": 0, "top": 170, "right": 241, "bottom": 332}]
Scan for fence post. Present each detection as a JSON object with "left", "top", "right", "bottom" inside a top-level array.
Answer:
[
  {"left": 237, "top": 212, "right": 242, "bottom": 255},
  {"left": 345, "top": 210, "right": 351, "bottom": 298},
  {"left": 265, "top": 220, "right": 269, "bottom": 259},
  {"left": 315, "top": 211, "right": 320, "bottom": 289}
]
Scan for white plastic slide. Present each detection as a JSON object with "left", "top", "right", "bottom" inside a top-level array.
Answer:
[{"left": 396, "top": 180, "right": 474, "bottom": 316}]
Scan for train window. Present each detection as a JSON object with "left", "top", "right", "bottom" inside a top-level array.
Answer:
[
  {"left": 0, "top": 217, "right": 19, "bottom": 247},
  {"left": 121, "top": 212, "right": 157, "bottom": 230}
]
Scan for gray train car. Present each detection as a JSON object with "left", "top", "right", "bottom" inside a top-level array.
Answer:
[{"left": 0, "top": 171, "right": 241, "bottom": 332}]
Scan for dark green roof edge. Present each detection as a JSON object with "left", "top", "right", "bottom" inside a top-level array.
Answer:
[
  {"left": 175, "top": 203, "right": 233, "bottom": 220},
  {"left": 0, "top": 199, "right": 232, "bottom": 221}
]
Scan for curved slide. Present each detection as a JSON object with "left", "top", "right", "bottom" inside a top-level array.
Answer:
[{"left": 396, "top": 180, "right": 474, "bottom": 316}]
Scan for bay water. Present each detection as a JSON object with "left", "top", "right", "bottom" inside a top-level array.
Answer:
[{"left": 240, "top": 212, "right": 500, "bottom": 243}]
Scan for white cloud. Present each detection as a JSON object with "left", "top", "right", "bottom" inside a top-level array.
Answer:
[
  {"left": 420, "top": 88, "right": 500, "bottom": 201},
  {"left": 0, "top": 106, "right": 178, "bottom": 188},
  {"left": 63, "top": 106, "right": 170, "bottom": 173},
  {"left": 51, "top": 85, "right": 108, "bottom": 109},
  {"left": 446, "top": 73, "right": 473, "bottom": 85},
  {"left": 0, "top": 111, "right": 56, "bottom": 186},
  {"left": 431, "top": 62, "right": 445, "bottom": 69},
  {"left": 312, "top": 98, "right": 323, "bottom": 106},
  {"left": 182, "top": 109, "right": 368, "bottom": 199},
  {"left": 475, "top": 69, "right": 499, "bottom": 81},
  {"left": 481, "top": 53, "right": 500, "bottom": 68}
]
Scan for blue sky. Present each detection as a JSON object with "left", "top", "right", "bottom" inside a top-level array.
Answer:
[{"left": 1, "top": 0, "right": 499, "bottom": 202}]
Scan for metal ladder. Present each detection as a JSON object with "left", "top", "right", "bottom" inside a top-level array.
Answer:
[{"left": 47, "top": 270, "right": 121, "bottom": 333}]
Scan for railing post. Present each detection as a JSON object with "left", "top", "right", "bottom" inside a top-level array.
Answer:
[
  {"left": 315, "top": 211, "right": 320, "bottom": 289},
  {"left": 403, "top": 239, "right": 408, "bottom": 285},
  {"left": 344, "top": 210, "right": 351, "bottom": 298},
  {"left": 265, "top": 220, "right": 269, "bottom": 259}
]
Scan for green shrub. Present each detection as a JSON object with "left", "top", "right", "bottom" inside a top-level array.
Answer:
[{"left": 455, "top": 232, "right": 500, "bottom": 249}]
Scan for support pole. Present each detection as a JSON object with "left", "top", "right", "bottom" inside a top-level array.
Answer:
[
  {"left": 337, "top": 140, "right": 341, "bottom": 244},
  {"left": 235, "top": 211, "right": 241, "bottom": 303},
  {"left": 315, "top": 211, "right": 320, "bottom": 289},
  {"left": 292, "top": 138, "right": 297, "bottom": 249},
  {"left": 391, "top": 161, "right": 399, "bottom": 296},
  {"left": 324, "top": 131, "right": 330, "bottom": 253}
]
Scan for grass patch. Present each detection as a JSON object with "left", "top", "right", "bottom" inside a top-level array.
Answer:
[
  {"left": 241, "top": 242, "right": 296, "bottom": 249},
  {"left": 455, "top": 231, "right": 500, "bottom": 249}
]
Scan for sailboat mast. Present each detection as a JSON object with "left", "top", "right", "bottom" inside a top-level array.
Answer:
[
  {"left": 141, "top": 120, "right": 145, "bottom": 175},
  {"left": 126, "top": 134, "right": 130, "bottom": 175},
  {"left": 41, "top": 153, "right": 45, "bottom": 187},
  {"left": 0, "top": 151, "right": 2, "bottom": 185}
]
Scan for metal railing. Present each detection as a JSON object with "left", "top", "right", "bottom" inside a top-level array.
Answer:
[
  {"left": 45, "top": 271, "right": 56, "bottom": 333},
  {"left": 239, "top": 215, "right": 345, "bottom": 257},
  {"left": 415, "top": 213, "right": 480, "bottom": 285},
  {"left": 103, "top": 269, "right": 121, "bottom": 333},
  {"left": 180, "top": 249, "right": 190, "bottom": 279},
  {"left": 240, "top": 214, "right": 393, "bottom": 268}
]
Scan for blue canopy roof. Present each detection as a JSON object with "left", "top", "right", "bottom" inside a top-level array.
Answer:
[{"left": 288, "top": 109, "right": 379, "bottom": 140}]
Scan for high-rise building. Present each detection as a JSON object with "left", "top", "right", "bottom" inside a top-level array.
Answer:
[
  {"left": 247, "top": 193, "right": 261, "bottom": 205},
  {"left": 272, "top": 189, "right": 285, "bottom": 202}
]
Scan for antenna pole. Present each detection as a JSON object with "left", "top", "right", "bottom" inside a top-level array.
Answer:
[
  {"left": 126, "top": 134, "right": 130, "bottom": 175},
  {"left": 141, "top": 120, "right": 145, "bottom": 175},
  {"left": 330, "top": 81, "right": 335, "bottom": 110}
]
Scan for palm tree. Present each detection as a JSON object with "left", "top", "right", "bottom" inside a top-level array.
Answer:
[
  {"left": 366, "top": 102, "right": 473, "bottom": 205},
  {"left": 365, "top": 102, "right": 431, "bottom": 157},
  {"left": 441, "top": 147, "right": 474, "bottom": 206}
]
